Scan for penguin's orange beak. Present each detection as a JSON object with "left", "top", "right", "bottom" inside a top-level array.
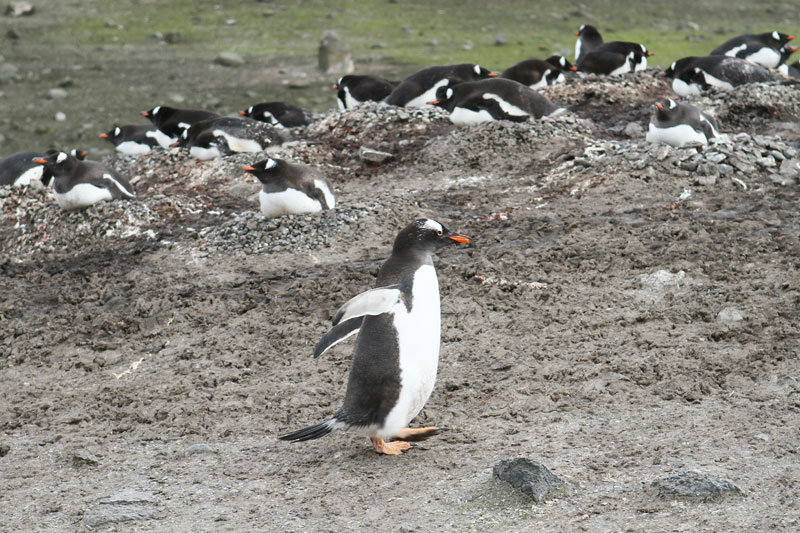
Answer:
[
  {"left": 78, "top": 151, "right": 88, "bottom": 157},
  {"left": 656, "top": 103, "right": 664, "bottom": 109},
  {"left": 427, "top": 99, "right": 441, "bottom": 105},
  {"left": 170, "top": 141, "right": 180, "bottom": 148},
  {"left": 98, "top": 133, "right": 109, "bottom": 138},
  {"left": 33, "top": 158, "right": 48, "bottom": 164},
  {"left": 238, "top": 110, "right": 246, "bottom": 116},
  {"left": 569, "top": 66, "right": 578, "bottom": 71},
  {"left": 487, "top": 72, "right": 499, "bottom": 77},
  {"left": 141, "top": 111, "right": 150, "bottom": 117},
  {"left": 575, "top": 32, "right": 580, "bottom": 36},
  {"left": 789, "top": 35, "right": 796, "bottom": 40},
  {"left": 448, "top": 234, "right": 470, "bottom": 244},
  {"left": 333, "top": 83, "right": 339, "bottom": 89},
  {"left": 647, "top": 51, "right": 654, "bottom": 56},
  {"left": 788, "top": 46, "right": 799, "bottom": 53},
  {"left": 241, "top": 165, "right": 256, "bottom": 171}
]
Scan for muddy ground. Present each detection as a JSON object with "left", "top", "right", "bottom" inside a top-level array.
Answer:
[{"left": 2, "top": 66, "right": 800, "bottom": 532}]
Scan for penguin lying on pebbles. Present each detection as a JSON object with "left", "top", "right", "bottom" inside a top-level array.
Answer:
[
  {"left": 280, "top": 218, "right": 471, "bottom": 455},
  {"left": 383, "top": 63, "right": 498, "bottom": 107},
  {"left": 99, "top": 124, "right": 161, "bottom": 155},
  {"left": 1, "top": 149, "right": 84, "bottom": 187},
  {"left": 241, "top": 157, "right": 335, "bottom": 217},
  {"left": 574, "top": 24, "right": 652, "bottom": 75},
  {"left": 646, "top": 98, "right": 719, "bottom": 147},
  {"left": 33, "top": 151, "right": 135, "bottom": 210},
  {"left": 333, "top": 75, "right": 397, "bottom": 110},
  {"left": 428, "top": 78, "right": 562, "bottom": 125},
  {"left": 501, "top": 55, "right": 576, "bottom": 89},
  {"left": 174, "top": 116, "right": 285, "bottom": 160},
  {"left": 711, "top": 31, "right": 796, "bottom": 69},
  {"left": 664, "top": 55, "right": 778, "bottom": 96},
  {"left": 141, "top": 105, "right": 220, "bottom": 148},
  {"left": 239, "top": 102, "right": 313, "bottom": 128}
]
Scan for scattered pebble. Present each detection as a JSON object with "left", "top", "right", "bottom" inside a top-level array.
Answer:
[
  {"left": 651, "top": 470, "right": 742, "bottom": 501},
  {"left": 493, "top": 458, "right": 570, "bottom": 503}
]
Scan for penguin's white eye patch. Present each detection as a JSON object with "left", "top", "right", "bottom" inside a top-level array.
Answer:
[
  {"left": 668, "top": 99, "right": 677, "bottom": 109},
  {"left": 560, "top": 56, "right": 566, "bottom": 67},
  {"left": 422, "top": 219, "right": 443, "bottom": 233},
  {"left": 153, "top": 106, "right": 161, "bottom": 115},
  {"left": 773, "top": 31, "right": 780, "bottom": 41},
  {"left": 446, "top": 88, "right": 453, "bottom": 99},
  {"left": 474, "top": 64, "right": 481, "bottom": 75},
  {"left": 671, "top": 61, "right": 677, "bottom": 70},
  {"left": 265, "top": 158, "right": 278, "bottom": 169},
  {"left": 56, "top": 152, "right": 67, "bottom": 164},
  {"left": 114, "top": 127, "right": 121, "bottom": 136}
]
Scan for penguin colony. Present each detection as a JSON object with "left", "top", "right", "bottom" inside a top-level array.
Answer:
[{"left": 2, "top": 23, "right": 797, "bottom": 455}]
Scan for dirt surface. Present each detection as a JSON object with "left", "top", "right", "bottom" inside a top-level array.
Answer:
[{"left": 2, "top": 70, "right": 800, "bottom": 532}]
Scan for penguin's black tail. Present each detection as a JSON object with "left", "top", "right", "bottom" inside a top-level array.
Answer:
[{"left": 279, "top": 418, "right": 343, "bottom": 442}]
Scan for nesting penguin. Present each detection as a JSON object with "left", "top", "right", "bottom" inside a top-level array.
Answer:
[
  {"left": 141, "top": 105, "right": 220, "bottom": 148},
  {"left": 333, "top": 75, "right": 397, "bottom": 110},
  {"left": 33, "top": 151, "right": 135, "bottom": 210},
  {"left": 279, "top": 218, "right": 471, "bottom": 455},
  {"left": 239, "top": 102, "right": 313, "bottom": 128},
  {"left": 500, "top": 55, "right": 576, "bottom": 89},
  {"left": 664, "top": 55, "right": 778, "bottom": 96},
  {"left": 574, "top": 24, "right": 652, "bottom": 75},
  {"left": 241, "top": 157, "right": 335, "bottom": 217},
  {"left": 175, "top": 116, "right": 285, "bottom": 160},
  {"left": 646, "top": 98, "right": 720, "bottom": 147},
  {"left": 710, "top": 31, "right": 796, "bottom": 69},
  {"left": 99, "top": 124, "right": 161, "bottom": 155},
  {"left": 428, "top": 78, "right": 562, "bottom": 125},
  {"left": 383, "top": 63, "right": 497, "bottom": 107},
  {"left": 1, "top": 150, "right": 58, "bottom": 187}
]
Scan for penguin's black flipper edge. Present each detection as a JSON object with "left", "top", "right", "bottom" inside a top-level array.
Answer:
[
  {"left": 279, "top": 419, "right": 339, "bottom": 442},
  {"left": 313, "top": 317, "right": 362, "bottom": 358}
]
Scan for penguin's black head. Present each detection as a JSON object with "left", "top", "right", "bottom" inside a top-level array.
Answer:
[
  {"left": 393, "top": 219, "right": 470, "bottom": 256},
  {"left": 770, "top": 31, "right": 795, "bottom": 45},
  {"left": 427, "top": 85, "right": 455, "bottom": 109},
  {"left": 663, "top": 60, "right": 678, "bottom": 78},
  {"left": 576, "top": 24, "right": 600, "bottom": 38},
  {"left": 32, "top": 150, "right": 77, "bottom": 179},
  {"left": 99, "top": 126, "right": 120, "bottom": 142},
  {"left": 654, "top": 98, "right": 678, "bottom": 119},
  {"left": 241, "top": 157, "right": 285, "bottom": 183},
  {"left": 546, "top": 55, "right": 576, "bottom": 72},
  {"left": 473, "top": 64, "right": 498, "bottom": 79}
]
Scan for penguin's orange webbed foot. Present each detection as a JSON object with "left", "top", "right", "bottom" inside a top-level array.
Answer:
[
  {"left": 395, "top": 426, "right": 439, "bottom": 442},
  {"left": 371, "top": 437, "right": 413, "bottom": 455}
]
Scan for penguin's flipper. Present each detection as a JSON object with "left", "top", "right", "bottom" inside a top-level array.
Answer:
[
  {"left": 331, "top": 284, "right": 403, "bottom": 326},
  {"left": 313, "top": 316, "right": 362, "bottom": 358},
  {"left": 95, "top": 173, "right": 136, "bottom": 199},
  {"left": 279, "top": 418, "right": 342, "bottom": 442}
]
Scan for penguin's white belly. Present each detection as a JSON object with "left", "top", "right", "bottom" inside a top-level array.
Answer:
[
  {"left": 378, "top": 265, "right": 441, "bottom": 439},
  {"left": 672, "top": 78, "right": 701, "bottom": 97},
  {"left": 646, "top": 123, "right": 707, "bottom": 147},
  {"left": 213, "top": 130, "right": 265, "bottom": 153},
  {"left": 54, "top": 183, "right": 113, "bottom": 210},
  {"left": 449, "top": 107, "right": 495, "bottom": 126},
  {"left": 150, "top": 129, "right": 177, "bottom": 149},
  {"left": 13, "top": 166, "right": 43, "bottom": 187},
  {"left": 259, "top": 188, "right": 322, "bottom": 217},
  {"left": 744, "top": 47, "right": 780, "bottom": 68},
  {"left": 189, "top": 145, "right": 222, "bottom": 160},
  {"left": 116, "top": 141, "right": 152, "bottom": 155}
]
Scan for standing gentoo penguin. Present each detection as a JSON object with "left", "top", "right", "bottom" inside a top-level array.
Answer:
[
  {"left": 500, "top": 55, "right": 576, "bottom": 89},
  {"left": 383, "top": 63, "right": 498, "bottom": 107},
  {"left": 574, "top": 24, "right": 604, "bottom": 64},
  {"left": 99, "top": 124, "right": 161, "bottom": 155},
  {"left": 174, "top": 116, "right": 286, "bottom": 160},
  {"left": 241, "top": 157, "right": 335, "bottom": 217},
  {"left": 333, "top": 74, "right": 398, "bottom": 110},
  {"left": 33, "top": 151, "right": 135, "bottom": 210},
  {"left": 428, "top": 78, "right": 561, "bottom": 125},
  {"left": 279, "top": 218, "right": 470, "bottom": 455},
  {"left": 239, "top": 102, "right": 313, "bottom": 128},
  {"left": 140, "top": 105, "right": 220, "bottom": 148},
  {"left": 664, "top": 55, "right": 778, "bottom": 96},
  {"left": 710, "top": 31, "right": 796, "bottom": 68},
  {"left": 646, "top": 98, "right": 720, "bottom": 147}
]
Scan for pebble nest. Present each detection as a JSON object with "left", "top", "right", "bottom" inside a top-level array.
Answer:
[{"left": 2, "top": 70, "right": 799, "bottom": 262}]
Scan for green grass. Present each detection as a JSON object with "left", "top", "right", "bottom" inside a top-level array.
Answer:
[{"left": 52, "top": 0, "right": 800, "bottom": 71}]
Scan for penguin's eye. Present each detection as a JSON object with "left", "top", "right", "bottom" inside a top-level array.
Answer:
[{"left": 436, "top": 230, "right": 443, "bottom": 236}]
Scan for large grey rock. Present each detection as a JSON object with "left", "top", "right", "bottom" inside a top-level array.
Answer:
[
  {"left": 215, "top": 52, "right": 244, "bottom": 67},
  {"left": 652, "top": 470, "right": 742, "bottom": 501},
  {"left": 493, "top": 458, "right": 570, "bottom": 503},
  {"left": 359, "top": 146, "right": 394, "bottom": 164},
  {"left": 99, "top": 488, "right": 156, "bottom": 505},
  {"left": 318, "top": 30, "right": 353, "bottom": 75},
  {"left": 717, "top": 307, "right": 744, "bottom": 322},
  {"left": 83, "top": 508, "right": 157, "bottom": 529}
]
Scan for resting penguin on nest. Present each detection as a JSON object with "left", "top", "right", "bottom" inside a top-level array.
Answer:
[
  {"left": 241, "top": 157, "right": 335, "bottom": 218},
  {"left": 383, "top": 63, "right": 498, "bottom": 107},
  {"left": 664, "top": 55, "right": 779, "bottom": 96},
  {"left": 279, "top": 218, "right": 471, "bottom": 455},
  {"left": 501, "top": 55, "right": 576, "bottom": 89},
  {"left": 646, "top": 98, "right": 720, "bottom": 147},
  {"left": 33, "top": 151, "right": 135, "bottom": 210},
  {"left": 710, "top": 31, "right": 796, "bottom": 69},
  {"left": 173, "top": 116, "right": 286, "bottom": 160},
  {"left": 333, "top": 75, "right": 398, "bottom": 110}
]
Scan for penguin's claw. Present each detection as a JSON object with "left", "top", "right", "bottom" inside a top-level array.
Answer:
[
  {"left": 395, "top": 426, "right": 439, "bottom": 441},
  {"left": 371, "top": 437, "right": 413, "bottom": 455}
]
